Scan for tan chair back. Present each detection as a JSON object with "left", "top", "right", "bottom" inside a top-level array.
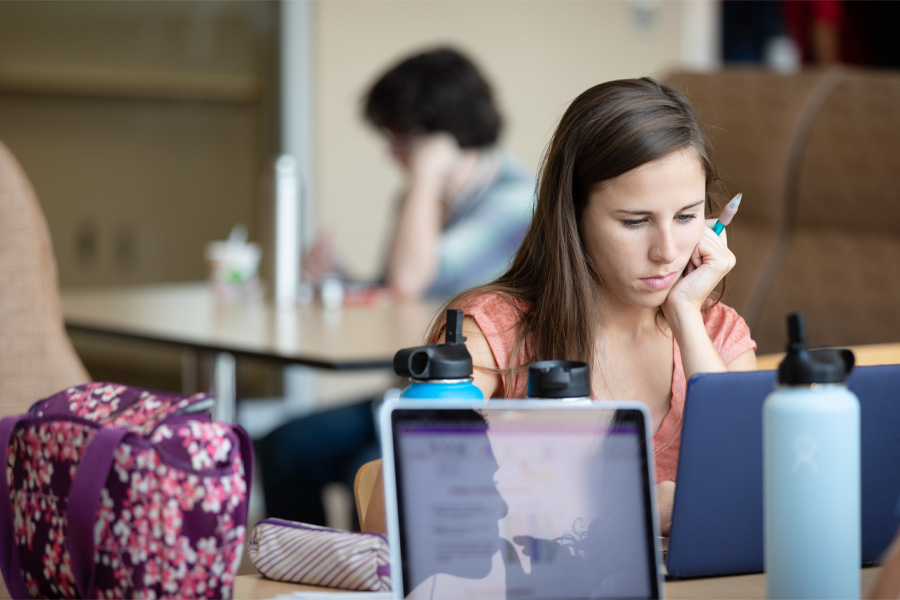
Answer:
[
  {"left": 353, "top": 458, "right": 382, "bottom": 528},
  {"left": 0, "top": 139, "right": 89, "bottom": 413},
  {"left": 0, "top": 138, "right": 89, "bottom": 599}
]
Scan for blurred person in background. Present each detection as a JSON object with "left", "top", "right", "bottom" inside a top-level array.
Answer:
[
  {"left": 258, "top": 47, "right": 535, "bottom": 527},
  {"left": 780, "top": 0, "right": 900, "bottom": 68},
  {"left": 304, "top": 47, "right": 535, "bottom": 300},
  {"left": 721, "top": 0, "right": 900, "bottom": 70}
]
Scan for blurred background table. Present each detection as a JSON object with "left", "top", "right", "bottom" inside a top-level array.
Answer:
[{"left": 61, "top": 281, "right": 440, "bottom": 422}]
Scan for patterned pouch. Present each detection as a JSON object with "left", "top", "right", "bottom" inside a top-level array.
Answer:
[{"left": 248, "top": 518, "right": 391, "bottom": 591}]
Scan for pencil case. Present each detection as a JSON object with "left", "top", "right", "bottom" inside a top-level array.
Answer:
[{"left": 248, "top": 518, "right": 391, "bottom": 591}]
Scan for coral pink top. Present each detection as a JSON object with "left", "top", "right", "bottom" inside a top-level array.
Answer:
[{"left": 456, "top": 293, "right": 757, "bottom": 483}]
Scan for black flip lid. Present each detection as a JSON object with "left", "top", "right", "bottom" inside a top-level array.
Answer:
[
  {"left": 527, "top": 360, "right": 591, "bottom": 398},
  {"left": 777, "top": 313, "right": 855, "bottom": 385},
  {"left": 393, "top": 309, "right": 474, "bottom": 380}
]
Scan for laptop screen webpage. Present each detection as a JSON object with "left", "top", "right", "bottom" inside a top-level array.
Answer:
[{"left": 385, "top": 403, "right": 660, "bottom": 599}]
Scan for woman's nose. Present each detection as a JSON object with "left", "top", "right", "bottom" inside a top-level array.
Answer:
[{"left": 649, "top": 226, "right": 678, "bottom": 263}]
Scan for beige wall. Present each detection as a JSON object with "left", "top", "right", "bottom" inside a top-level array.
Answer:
[
  {"left": 0, "top": 0, "right": 274, "bottom": 287},
  {"left": 0, "top": 0, "right": 713, "bottom": 287},
  {"left": 312, "top": 0, "right": 705, "bottom": 280}
]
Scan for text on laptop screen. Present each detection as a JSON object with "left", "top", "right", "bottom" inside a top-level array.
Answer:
[{"left": 390, "top": 406, "right": 657, "bottom": 599}]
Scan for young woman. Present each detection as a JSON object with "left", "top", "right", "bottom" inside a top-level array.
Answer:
[{"left": 364, "top": 77, "right": 758, "bottom": 535}]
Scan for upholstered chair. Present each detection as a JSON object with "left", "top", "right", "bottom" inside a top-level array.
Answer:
[{"left": 0, "top": 138, "right": 89, "bottom": 599}]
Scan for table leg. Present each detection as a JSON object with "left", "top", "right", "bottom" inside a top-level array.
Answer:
[
  {"left": 182, "top": 349, "right": 238, "bottom": 423},
  {"left": 212, "top": 351, "right": 237, "bottom": 423}
]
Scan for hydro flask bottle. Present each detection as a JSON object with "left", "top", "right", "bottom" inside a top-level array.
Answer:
[{"left": 763, "top": 313, "right": 859, "bottom": 599}]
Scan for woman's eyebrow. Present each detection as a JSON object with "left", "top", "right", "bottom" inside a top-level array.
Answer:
[{"left": 615, "top": 199, "right": 705, "bottom": 216}]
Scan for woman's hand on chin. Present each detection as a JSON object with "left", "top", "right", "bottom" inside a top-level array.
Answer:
[{"left": 662, "top": 219, "right": 735, "bottom": 319}]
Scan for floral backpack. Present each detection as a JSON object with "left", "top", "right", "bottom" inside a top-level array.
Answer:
[{"left": 0, "top": 382, "right": 252, "bottom": 599}]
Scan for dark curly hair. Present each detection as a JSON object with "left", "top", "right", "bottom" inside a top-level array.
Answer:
[{"left": 363, "top": 47, "right": 502, "bottom": 148}]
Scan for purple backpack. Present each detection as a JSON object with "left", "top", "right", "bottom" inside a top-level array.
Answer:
[{"left": 0, "top": 382, "right": 252, "bottom": 599}]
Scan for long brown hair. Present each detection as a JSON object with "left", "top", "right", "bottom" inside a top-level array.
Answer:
[{"left": 427, "top": 77, "right": 724, "bottom": 397}]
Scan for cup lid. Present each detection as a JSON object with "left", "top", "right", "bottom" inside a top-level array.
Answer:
[
  {"left": 527, "top": 360, "right": 591, "bottom": 399},
  {"left": 205, "top": 241, "right": 261, "bottom": 263}
]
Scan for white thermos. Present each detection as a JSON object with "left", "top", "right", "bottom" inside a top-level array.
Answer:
[{"left": 763, "top": 313, "right": 859, "bottom": 598}]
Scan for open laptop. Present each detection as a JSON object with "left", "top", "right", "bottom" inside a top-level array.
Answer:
[
  {"left": 380, "top": 400, "right": 664, "bottom": 599},
  {"left": 667, "top": 364, "right": 900, "bottom": 578}
]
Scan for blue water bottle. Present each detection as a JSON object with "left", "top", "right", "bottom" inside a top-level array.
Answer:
[
  {"left": 393, "top": 309, "right": 484, "bottom": 401},
  {"left": 763, "top": 313, "right": 859, "bottom": 599}
]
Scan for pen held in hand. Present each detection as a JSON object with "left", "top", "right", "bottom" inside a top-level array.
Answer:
[
  {"left": 712, "top": 192, "right": 742, "bottom": 235},
  {"left": 682, "top": 192, "right": 743, "bottom": 276}
]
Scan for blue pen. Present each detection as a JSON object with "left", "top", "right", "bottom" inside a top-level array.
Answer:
[{"left": 712, "top": 193, "right": 742, "bottom": 235}]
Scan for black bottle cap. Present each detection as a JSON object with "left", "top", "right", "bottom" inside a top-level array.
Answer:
[
  {"left": 393, "top": 309, "right": 474, "bottom": 380},
  {"left": 527, "top": 360, "right": 591, "bottom": 399},
  {"left": 777, "top": 313, "right": 855, "bottom": 385}
]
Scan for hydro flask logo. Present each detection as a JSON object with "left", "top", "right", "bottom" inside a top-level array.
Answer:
[{"left": 792, "top": 433, "right": 819, "bottom": 473}]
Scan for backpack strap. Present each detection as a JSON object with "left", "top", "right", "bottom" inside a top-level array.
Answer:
[
  {"left": 0, "top": 415, "right": 33, "bottom": 599},
  {"left": 67, "top": 426, "right": 131, "bottom": 599},
  {"left": 232, "top": 423, "right": 254, "bottom": 497}
]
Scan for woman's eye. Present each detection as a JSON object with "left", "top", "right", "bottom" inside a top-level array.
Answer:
[
  {"left": 623, "top": 218, "right": 647, "bottom": 228},
  {"left": 676, "top": 213, "right": 697, "bottom": 223}
]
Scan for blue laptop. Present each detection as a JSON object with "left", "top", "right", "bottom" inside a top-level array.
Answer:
[{"left": 666, "top": 364, "right": 900, "bottom": 578}]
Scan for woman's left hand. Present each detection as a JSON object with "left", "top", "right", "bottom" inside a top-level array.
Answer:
[{"left": 663, "top": 218, "right": 735, "bottom": 318}]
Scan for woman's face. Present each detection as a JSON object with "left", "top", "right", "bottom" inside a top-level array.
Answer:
[{"left": 579, "top": 148, "right": 707, "bottom": 310}]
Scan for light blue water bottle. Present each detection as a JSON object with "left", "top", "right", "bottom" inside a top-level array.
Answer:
[
  {"left": 393, "top": 309, "right": 484, "bottom": 401},
  {"left": 763, "top": 313, "right": 859, "bottom": 599}
]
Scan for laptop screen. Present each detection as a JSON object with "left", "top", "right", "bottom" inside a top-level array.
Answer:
[
  {"left": 668, "top": 365, "right": 900, "bottom": 578},
  {"left": 382, "top": 402, "right": 662, "bottom": 599}
]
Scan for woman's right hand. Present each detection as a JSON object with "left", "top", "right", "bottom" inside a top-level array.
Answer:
[{"left": 664, "top": 220, "right": 735, "bottom": 320}]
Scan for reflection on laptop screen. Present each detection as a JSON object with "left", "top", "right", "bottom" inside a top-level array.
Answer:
[{"left": 385, "top": 403, "right": 661, "bottom": 599}]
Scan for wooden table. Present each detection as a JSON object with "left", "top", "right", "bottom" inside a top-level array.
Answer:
[
  {"left": 665, "top": 566, "right": 882, "bottom": 599},
  {"left": 61, "top": 282, "right": 440, "bottom": 421},
  {"left": 233, "top": 566, "right": 884, "bottom": 598},
  {"left": 757, "top": 343, "right": 900, "bottom": 370}
]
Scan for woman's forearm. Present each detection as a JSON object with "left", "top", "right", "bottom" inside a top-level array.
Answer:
[{"left": 667, "top": 307, "right": 728, "bottom": 381}]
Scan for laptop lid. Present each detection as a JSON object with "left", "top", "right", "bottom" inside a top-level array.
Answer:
[
  {"left": 667, "top": 364, "right": 900, "bottom": 578},
  {"left": 380, "top": 400, "right": 663, "bottom": 599}
]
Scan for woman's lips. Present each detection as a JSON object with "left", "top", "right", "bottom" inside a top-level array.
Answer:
[{"left": 641, "top": 271, "right": 679, "bottom": 290}]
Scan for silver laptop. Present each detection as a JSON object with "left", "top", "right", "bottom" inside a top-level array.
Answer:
[{"left": 380, "top": 400, "right": 664, "bottom": 599}]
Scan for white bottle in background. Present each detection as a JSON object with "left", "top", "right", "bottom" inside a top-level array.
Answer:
[
  {"left": 272, "top": 154, "right": 301, "bottom": 307},
  {"left": 763, "top": 313, "right": 860, "bottom": 599}
]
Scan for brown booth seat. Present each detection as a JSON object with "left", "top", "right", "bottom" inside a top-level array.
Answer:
[
  {"left": 753, "top": 70, "right": 900, "bottom": 352},
  {"left": 666, "top": 68, "right": 900, "bottom": 354}
]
